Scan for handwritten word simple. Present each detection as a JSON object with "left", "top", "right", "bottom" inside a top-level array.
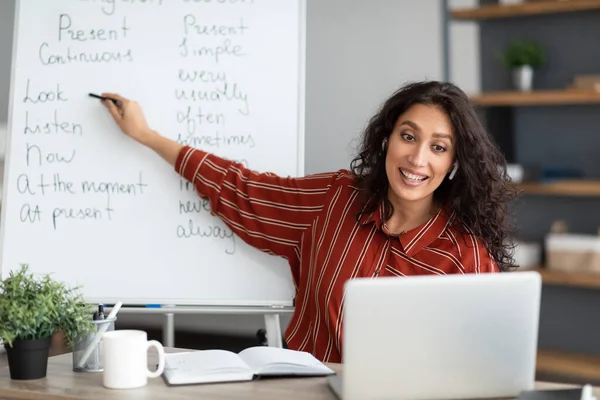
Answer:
[
  {"left": 175, "top": 82, "right": 249, "bottom": 115},
  {"left": 24, "top": 110, "right": 83, "bottom": 136},
  {"left": 183, "top": 15, "right": 249, "bottom": 37},
  {"left": 178, "top": 37, "right": 244, "bottom": 63},
  {"left": 38, "top": 42, "right": 133, "bottom": 65},
  {"left": 58, "top": 14, "right": 130, "bottom": 42},
  {"left": 176, "top": 132, "right": 255, "bottom": 148},
  {"left": 79, "top": 0, "right": 163, "bottom": 16},
  {"left": 176, "top": 218, "right": 236, "bottom": 255},
  {"left": 23, "top": 79, "right": 68, "bottom": 104}
]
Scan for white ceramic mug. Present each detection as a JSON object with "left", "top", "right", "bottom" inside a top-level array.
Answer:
[{"left": 102, "top": 330, "right": 165, "bottom": 389}]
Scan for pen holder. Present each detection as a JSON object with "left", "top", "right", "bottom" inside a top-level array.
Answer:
[{"left": 72, "top": 317, "right": 117, "bottom": 372}]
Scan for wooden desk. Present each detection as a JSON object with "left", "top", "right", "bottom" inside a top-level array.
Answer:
[{"left": 0, "top": 347, "right": 598, "bottom": 400}]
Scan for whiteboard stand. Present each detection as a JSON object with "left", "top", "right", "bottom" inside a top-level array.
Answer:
[{"left": 114, "top": 305, "right": 294, "bottom": 348}]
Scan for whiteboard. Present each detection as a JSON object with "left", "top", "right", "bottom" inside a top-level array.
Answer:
[{"left": 0, "top": 0, "right": 306, "bottom": 307}]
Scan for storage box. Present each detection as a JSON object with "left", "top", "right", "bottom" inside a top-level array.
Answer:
[{"left": 545, "top": 232, "right": 600, "bottom": 274}]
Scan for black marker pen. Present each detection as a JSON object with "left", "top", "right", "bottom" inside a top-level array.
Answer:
[
  {"left": 88, "top": 92, "right": 120, "bottom": 106},
  {"left": 97, "top": 304, "right": 105, "bottom": 320}
]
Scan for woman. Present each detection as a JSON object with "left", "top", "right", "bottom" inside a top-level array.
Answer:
[{"left": 100, "top": 80, "right": 518, "bottom": 363}]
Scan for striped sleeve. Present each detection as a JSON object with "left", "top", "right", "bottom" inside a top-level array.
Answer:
[{"left": 175, "top": 146, "right": 339, "bottom": 260}]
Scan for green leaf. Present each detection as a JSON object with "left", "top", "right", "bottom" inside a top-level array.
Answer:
[{"left": 0, "top": 264, "right": 95, "bottom": 348}]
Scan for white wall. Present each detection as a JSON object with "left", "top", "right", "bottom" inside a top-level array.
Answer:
[{"left": 0, "top": 0, "right": 460, "bottom": 337}]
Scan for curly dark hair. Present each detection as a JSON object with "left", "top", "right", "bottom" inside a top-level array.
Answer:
[{"left": 350, "top": 81, "right": 520, "bottom": 272}]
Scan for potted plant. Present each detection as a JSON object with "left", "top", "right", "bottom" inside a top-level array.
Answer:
[
  {"left": 500, "top": 40, "right": 546, "bottom": 91},
  {"left": 0, "top": 264, "right": 95, "bottom": 380}
]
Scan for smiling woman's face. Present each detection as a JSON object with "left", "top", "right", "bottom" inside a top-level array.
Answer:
[{"left": 384, "top": 103, "right": 456, "bottom": 208}]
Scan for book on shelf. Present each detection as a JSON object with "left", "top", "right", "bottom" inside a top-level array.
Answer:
[{"left": 162, "top": 346, "right": 335, "bottom": 386}]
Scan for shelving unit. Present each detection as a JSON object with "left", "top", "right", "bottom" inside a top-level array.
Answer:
[
  {"left": 450, "top": 0, "right": 600, "bottom": 386},
  {"left": 470, "top": 90, "right": 600, "bottom": 106},
  {"left": 452, "top": 0, "right": 600, "bottom": 20},
  {"left": 519, "top": 180, "right": 600, "bottom": 197},
  {"left": 528, "top": 268, "right": 600, "bottom": 290},
  {"left": 537, "top": 349, "right": 600, "bottom": 384}
]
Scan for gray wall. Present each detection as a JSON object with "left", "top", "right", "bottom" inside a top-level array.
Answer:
[
  {"left": 0, "top": 0, "right": 448, "bottom": 338},
  {"left": 0, "top": 0, "right": 15, "bottom": 123}
]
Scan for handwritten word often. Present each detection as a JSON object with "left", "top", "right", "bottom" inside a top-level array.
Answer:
[{"left": 58, "top": 14, "right": 130, "bottom": 42}]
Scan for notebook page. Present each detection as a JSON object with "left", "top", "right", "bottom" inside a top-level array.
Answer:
[
  {"left": 163, "top": 350, "right": 253, "bottom": 385},
  {"left": 238, "top": 347, "right": 334, "bottom": 375}
]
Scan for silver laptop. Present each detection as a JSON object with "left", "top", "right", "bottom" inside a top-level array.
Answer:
[{"left": 328, "top": 271, "right": 541, "bottom": 400}]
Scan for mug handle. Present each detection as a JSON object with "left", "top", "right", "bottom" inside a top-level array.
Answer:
[{"left": 146, "top": 340, "right": 165, "bottom": 379}]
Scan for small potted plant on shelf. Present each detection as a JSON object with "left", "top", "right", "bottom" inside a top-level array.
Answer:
[
  {"left": 0, "top": 264, "right": 95, "bottom": 380},
  {"left": 500, "top": 40, "right": 546, "bottom": 92}
]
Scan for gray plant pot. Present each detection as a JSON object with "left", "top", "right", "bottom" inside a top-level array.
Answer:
[{"left": 512, "top": 65, "right": 534, "bottom": 92}]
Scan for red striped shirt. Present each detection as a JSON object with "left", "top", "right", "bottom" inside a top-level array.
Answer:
[{"left": 175, "top": 146, "right": 498, "bottom": 363}]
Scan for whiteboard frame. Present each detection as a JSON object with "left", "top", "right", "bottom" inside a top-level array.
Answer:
[{"left": 0, "top": 0, "right": 307, "bottom": 309}]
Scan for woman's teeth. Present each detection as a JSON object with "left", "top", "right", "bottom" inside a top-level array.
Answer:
[{"left": 400, "top": 169, "right": 427, "bottom": 182}]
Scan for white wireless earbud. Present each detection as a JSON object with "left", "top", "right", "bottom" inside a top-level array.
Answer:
[{"left": 448, "top": 162, "right": 458, "bottom": 180}]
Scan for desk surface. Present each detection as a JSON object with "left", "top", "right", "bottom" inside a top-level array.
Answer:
[{"left": 0, "top": 347, "right": 597, "bottom": 400}]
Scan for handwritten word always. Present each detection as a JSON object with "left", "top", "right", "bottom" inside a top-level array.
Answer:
[{"left": 176, "top": 218, "right": 236, "bottom": 255}]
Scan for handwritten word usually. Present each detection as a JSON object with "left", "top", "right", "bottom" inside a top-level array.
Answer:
[{"left": 175, "top": 82, "right": 249, "bottom": 115}]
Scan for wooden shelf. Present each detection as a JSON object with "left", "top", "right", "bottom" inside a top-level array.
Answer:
[
  {"left": 537, "top": 349, "right": 600, "bottom": 383},
  {"left": 529, "top": 267, "right": 600, "bottom": 290},
  {"left": 452, "top": 0, "right": 600, "bottom": 20},
  {"left": 518, "top": 180, "right": 600, "bottom": 197},
  {"left": 470, "top": 90, "right": 600, "bottom": 106}
]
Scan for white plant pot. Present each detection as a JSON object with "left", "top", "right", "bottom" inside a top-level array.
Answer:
[{"left": 512, "top": 65, "right": 533, "bottom": 92}]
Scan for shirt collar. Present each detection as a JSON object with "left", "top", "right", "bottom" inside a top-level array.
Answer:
[{"left": 360, "top": 200, "right": 454, "bottom": 257}]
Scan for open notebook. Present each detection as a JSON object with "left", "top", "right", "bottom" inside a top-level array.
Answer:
[{"left": 162, "top": 346, "right": 335, "bottom": 385}]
